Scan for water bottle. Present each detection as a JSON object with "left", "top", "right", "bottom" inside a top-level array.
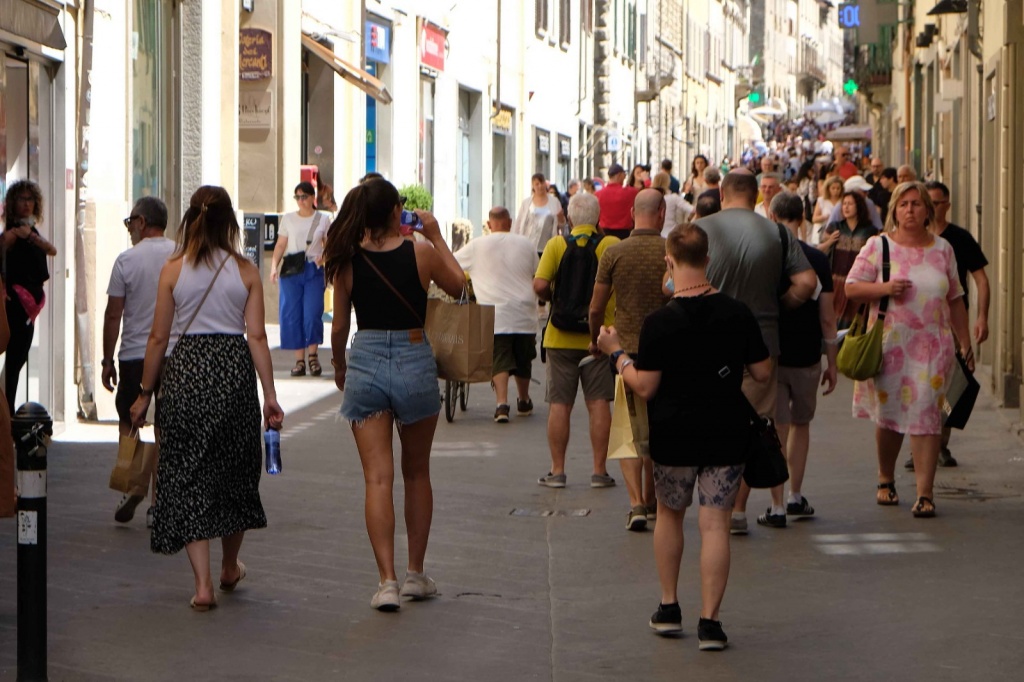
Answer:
[{"left": 264, "top": 428, "right": 282, "bottom": 475}]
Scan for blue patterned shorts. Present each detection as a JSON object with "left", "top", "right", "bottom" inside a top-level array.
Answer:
[{"left": 653, "top": 464, "right": 745, "bottom": 511}]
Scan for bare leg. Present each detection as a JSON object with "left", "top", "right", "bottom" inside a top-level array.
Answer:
[
  {"left": 769, "top": 422, "right": 791, "bottom": 508},
  {"left": 733, "top": 481, "right": 751, "bottom": 514},
  {"left": 514, "top": 376, "right": 532, "bottom": 402},
  {"left": 876, "top": 426, "right": 904, "bottom": 484},
  {"left": 352, "top": 413, "right": 397, "bottom": 583},
  {"left": 294, "top": 349, "right": 305, "bottom": 363},
  {"left": 307, "top": 343, "right": 319, "bottom": 357},
  {"left": 398, "top": 415, "right": 439, "bottom": 574},
  {"left": 184, "top": 539, "right": 214, "bottom": 606},
  {"left": 786, "top": 423, "right": 811, "bottom": 496},
  {"left": 620, "top": 458, "right": 643, "bottom": 507},
  {"left": 585, "top": 399, "right": 611, "bottom": 476},
  {"left": 547, "top": 403, "right": 572, "bottom": 475},
  {"left": 642, "top": 459, "right": 656, "bottom": 507},
  {"left": 698, "top": 506, "right": 732, "bottom": 620},
  {"left": 909, "top": 434, "right": 941, "bottom": 501},
  {"left": 219, "top": 531, "right": 245, "bottom": 585},
  {"left": 493, "top": 371, "right": 510, "bottom": 405},
  {"left": 654, "top": 501, "right": 685, "bottom": 604}
]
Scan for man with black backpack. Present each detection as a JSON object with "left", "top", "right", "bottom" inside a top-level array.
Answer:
[{"left": 533, "top": 192, "right": 620, "bottom": 489}]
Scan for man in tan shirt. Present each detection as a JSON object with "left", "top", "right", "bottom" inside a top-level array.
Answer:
[{"left": 589, "top": 189, "right": 670, "bottom": 531}]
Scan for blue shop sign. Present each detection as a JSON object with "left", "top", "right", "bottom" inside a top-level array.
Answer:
[{"left": 365, "top": 21, "right": 390, "bottom": 64}]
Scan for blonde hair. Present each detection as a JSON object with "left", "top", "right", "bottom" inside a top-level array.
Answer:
[
  {"left": 824, "top": 176, "right": 844, "bottom": 199},
  {"left": 886, "top": 181, "right": 935, "bottom": 232},
  {"left": 651, "top": 171, "right": 671, "bottom": 193}
]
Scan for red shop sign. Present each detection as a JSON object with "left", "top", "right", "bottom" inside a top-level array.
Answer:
[{"left": 419, "top": 21, "right": 445, "bottom": 72}]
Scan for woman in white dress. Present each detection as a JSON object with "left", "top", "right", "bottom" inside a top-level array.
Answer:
[{"left": 512, "top": 173, "right": 566, "bottom": 254}]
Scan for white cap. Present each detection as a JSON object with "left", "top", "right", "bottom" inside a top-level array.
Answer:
[{"left": 844, "top": 175, "right": 873, "bottom": 193}]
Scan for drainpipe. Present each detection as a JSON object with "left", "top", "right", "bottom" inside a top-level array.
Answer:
[
  {"left": 494, "top": 0, "right": 501, "bottom": 115},
  {"left": 967, "top": 0, "right": 982, "bottom": 232},
  {"left": 74, "top": 0, "right": 97, "bottom": 420}
]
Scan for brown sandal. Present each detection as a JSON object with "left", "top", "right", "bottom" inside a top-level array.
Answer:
[
  {"left": 290, "top": 360, "right": 306, "bottom": 377},
  {"left": 912, "top": 496, "right": 936, "bottom": 518},
  {"left": 308, "top": 353, "right": 322, "bottom": 377},
  {"left": 876, "top": 481, "right": 899, "bottom": 506}
]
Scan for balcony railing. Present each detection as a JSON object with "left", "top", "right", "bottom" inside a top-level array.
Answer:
[
  {"left": 856, "top": 42, "right": 894, "bottom": 88},
  {"left": 798, "top": 42, "right": 827, "bottom": 89}
]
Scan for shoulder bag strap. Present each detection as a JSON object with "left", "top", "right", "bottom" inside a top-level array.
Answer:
[
  {"left": 359, "top": 250, "right": 425, "bottom": 327},
  {"left": 179, "top": 254, "right": 231, "bottom": 338},
  {"left": 877, "top": 236, "right": 891, "bottom": 318}
]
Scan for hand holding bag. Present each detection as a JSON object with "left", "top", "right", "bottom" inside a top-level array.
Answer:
[
  {"left": 109, "top": 429, "right": 157, "bottom": 494},
  {"left": 942, "top": 352, "right": 980, "bottom": 429},
  {"left": 837, "top": 236, "right": 890, "bottom": 380},
  {"left": 608, "top": 375, "right": 649, "bottom": 460}
]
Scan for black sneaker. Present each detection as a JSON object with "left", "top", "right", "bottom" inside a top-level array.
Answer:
[
  {"left": 697, "top": 618, "right": 728, "bottom": 651},
  {"left": 115, "top": 494, "right": 145, "bottom": 523},
  {"left": 516, "top": 398, "right": 533, "bottom": 416},
  {"left": 494, "top": 404, "right": 510, "bottom": 423},
  {"left": 938, "top": 447, "right": 958, "bottom": 467},
  {"left": 649, "top": 602, "right": 683, "bottom": 635},
  {"left": 904, "top": 457, "right": 915, "bottom": 471},
  {"left": 786, "top": 496, "right": 815, "bottom": 518},
  {"left": 756, "top": 508, "right": 787, "bottom": 528}
]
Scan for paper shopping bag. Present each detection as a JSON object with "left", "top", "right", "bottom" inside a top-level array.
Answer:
[
  {"left": 128, "top": 441, "right": 158, "bottom": 497},
  {"left": 109, "top": 431, "right": 153, "bottom": 494},
  {"left": 608, "top": 376, "right": 650, "bottom": 459},
  {"left": 426, "top": 299, "right": 495, "bottom": 383}
]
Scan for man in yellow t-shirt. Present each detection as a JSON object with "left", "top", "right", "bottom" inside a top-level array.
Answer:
[{"left": 532, "top": 192, "right": 619, "bottom": 489}]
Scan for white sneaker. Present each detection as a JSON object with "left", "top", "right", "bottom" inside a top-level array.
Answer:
[
  {"left": 370, "top": 580, "right": 400, "bottom": 611},
  {"left": 399, "top": 572, "right": 438, "bottom": 600}
]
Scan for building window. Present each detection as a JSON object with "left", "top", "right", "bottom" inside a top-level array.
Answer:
[
  {"left": 535, "top": 127, "right": 551, "bottom": 177},
  {"left": 559, "top": 0, "right": 571, "bottom": 46},
  {"left": 557, "top": 134, "right": 572, "bottom": 191},
  {"left": 419, "top": 77, "right": 435, "bottom": 195},
  {"left": 535, "top": 0, "right": 548, "bottom": 36},
  {"left": 132, "top": 0, "right": 176, "bottom": 205},
  {"left": 582, "top": 0, "right": 593, "bottom": 35}
]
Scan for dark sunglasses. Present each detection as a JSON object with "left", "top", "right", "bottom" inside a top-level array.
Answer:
[
  {"left": 123, "top": 215, "right": 138, "bottom": 227},
  {"left": 398, "top": 195, "right": 408, "bottom": 205},
  {"left": 294, "top": 194, "right": 312, "bottom": 200}
]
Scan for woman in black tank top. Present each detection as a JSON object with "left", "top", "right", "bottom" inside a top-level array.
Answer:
[{"left": 323, "top": 178, "right": 464, "bottom": 611}]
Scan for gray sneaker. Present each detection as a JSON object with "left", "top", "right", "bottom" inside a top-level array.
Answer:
[
  {"left": 626, "top": 505, "right": 648, "bottom": 531},
  {"left": 730, "top": 516, "right": 748, "bottom": 536},
  {"left": 400, "top": 572, "right": 437, "bottom": 600},
  {"left": 538, "top": 472, "right": 567, "bottom": 488},
  {"left": 591, "top": 473, "right": 616, "bottom": 488},
  {"left": 370, "top": 580, "right": 401, "bottom": 611}
]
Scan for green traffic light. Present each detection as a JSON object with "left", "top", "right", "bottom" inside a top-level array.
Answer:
[{"left": 749, "top": 91, "right": 762, "bottom": 104}]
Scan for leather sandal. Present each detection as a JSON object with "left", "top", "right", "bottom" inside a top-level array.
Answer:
[
  {"left": 912, "top": 496, "right": 936, "bottom": 518},
  {"left": 290, "top": 360, "right": 306, "bottom": 377},
  {"left": 308, "top": 353, "right": 322, "bottom": 377},
  {"left": 876, "top": 481, "right": 899, "bottom": 506}
]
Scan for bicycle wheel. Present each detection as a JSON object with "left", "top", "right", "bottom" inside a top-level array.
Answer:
[
  {"left": 459, "top": 382, "right": 470, "bottom": 411},
  {"left": 444, "top": 380, "right": 456, "bottom": 422}
]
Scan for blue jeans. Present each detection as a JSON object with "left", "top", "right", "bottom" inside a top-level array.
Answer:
[
  {"left": 340, "top": 330, "right": 441, "bottom": 426},
  {"left": 279, "top": 260, "right": 325, "bottom": 350}
]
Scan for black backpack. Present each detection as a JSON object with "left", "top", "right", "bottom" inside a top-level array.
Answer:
[{"left": 551, "top": 234, "right": 601, "bottom": 333}]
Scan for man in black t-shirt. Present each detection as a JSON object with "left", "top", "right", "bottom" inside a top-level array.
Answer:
[{"left": 908, "top": 182, "right": 990, "bottom": 469}]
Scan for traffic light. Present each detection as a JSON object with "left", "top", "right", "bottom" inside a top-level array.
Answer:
[
  {"left": 844, "top": 79, "right": 859, "bottom": 96},
  {"left": 748, "top": 88, "right": 764, "bottom": 105}
]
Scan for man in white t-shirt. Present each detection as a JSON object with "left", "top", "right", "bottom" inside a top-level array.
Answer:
[
  {"left": 455, "top": 207, "right": 540, "bottom": 423},
  {"left": 102, "top": 197, "right": 176, "bottom": 525}
]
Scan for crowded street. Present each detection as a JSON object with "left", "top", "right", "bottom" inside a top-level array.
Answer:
[{"left": 0, "top": 334, "right": 1021, "bottom": 681}]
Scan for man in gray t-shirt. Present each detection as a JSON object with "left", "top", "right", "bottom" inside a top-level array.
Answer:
[
  {"left": 696, "top": 170, "right": 817, "bottom": 534},
  {"left": 102, "top": 196, "right": 175, "bottom": 525}
]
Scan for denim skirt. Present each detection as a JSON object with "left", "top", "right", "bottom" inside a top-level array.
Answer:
[{"left": 340, "top": 330, "right": 441, "bottom": 426}]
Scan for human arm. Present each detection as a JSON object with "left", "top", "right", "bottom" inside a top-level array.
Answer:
[
  {"left": 330, "top": 267, "right": 354, "bottom": 391},
  {"left": 747, "top": 357, "right": 772, "bottom": 383},
  {"left": 269, "top": 233, "right": 289, "bottom": 283},
  {"left": 780, "top": 268, "right": 817, "bottom": 310},
  {"left": 949, "top": 297, "right": 974, "bottom": 372},
  {"left": 816, "top": 226, "right": 840, "bottom": 253},
  {"left": 0, "top": 278, "right": 8, "bottom": 355},
  {"left": 416, "top": 210, "right": 465, "bottom": 298},
  {"left": 240, "top": 262, "right": 284, "bottom": 429},
  {"left": 818, "top": 291, "right": 838, "bottom": 395},
  {"left": 588, "top": 282, "right": 613, "bottom": 356},
  {"left": 844, "top": 237, "right": 912, "bottom": 303},
  {"left": 128, "top": 261, "right": 180, "bottom": 428},
  {"left": 811, "top": 200, "right": 828, "bottom": 226},
  {"left": 971, "top": 267, "right": 990, "bottom": 344},
  {"left": 533, "top": 237, "right": 560, "bottom": 301},
  {"left": 27, "top": 228, "right": 57, "bottom": 257},
  {"left": 597, "top": 325, "right": 662, "bottom": 400},
  {"left": 101, "top": 296, "right": 126, "bottom": 391}
]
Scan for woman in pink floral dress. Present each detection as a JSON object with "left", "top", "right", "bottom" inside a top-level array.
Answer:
[{"left": 845, "top": 182, "right": 974, "bottom": 518}]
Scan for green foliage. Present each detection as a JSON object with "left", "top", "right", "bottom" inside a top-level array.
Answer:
[{"left": 397, "top": 184, "right": 433, "bottom": 211}]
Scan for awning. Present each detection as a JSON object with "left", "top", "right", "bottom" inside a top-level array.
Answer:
[
  {"left": 827, "top": 125, "right": 872, "bottom": 141},
  {"left": 301, "top": 34, "right": 391, "bottom": 104},
  {"left": 0, "top": 0, "right": 68, "bottom": 51}
]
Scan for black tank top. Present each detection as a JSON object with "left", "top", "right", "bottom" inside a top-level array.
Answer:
[{"left": 351, "top": 241, "right": 427, "bottom": 330}]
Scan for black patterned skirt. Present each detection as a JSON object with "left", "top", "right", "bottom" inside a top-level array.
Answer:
[{"left": 151, "top": 334, "right": 267, "bottom": 555}]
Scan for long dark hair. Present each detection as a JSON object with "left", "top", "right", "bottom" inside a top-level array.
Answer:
[
  {"left": 323, "top": 178, "right": 401, "bottom": 285},
  {"left": 690, "top": 154, "right": 709, "bottom": 179},
  {"left": 840, "top": 191, "right": 871, "bottom": 228},
  {"left": 173, "top": 185, "right": 243, "bottom": 267}
]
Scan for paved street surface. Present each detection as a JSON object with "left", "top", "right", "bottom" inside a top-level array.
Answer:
[{"left": 1, "top": 339, "right": 1023, "bottom": 681}]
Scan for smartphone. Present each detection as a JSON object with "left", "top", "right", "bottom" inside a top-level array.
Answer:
[{"left": 400, "top": 210, "right": 423, "bottom": 231}]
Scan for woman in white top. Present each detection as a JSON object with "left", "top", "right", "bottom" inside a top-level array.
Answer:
[
  {"left": 811, "top": 176, "right": 844, "bottom": 245},
  {"left": 130, "top": 185, "right": 284, "bottom": 611},
  {"left": 682, "top": 154, "right": 710, "bottom": 199},
  {"left": 271, "top": 181, "right": 330, "bottom": 377},
  {"left": 511, "top": 173, "right": 566, "bottom": 254},
  {"left": 652, "top": 172, "right": 693, "bottom": 236}
]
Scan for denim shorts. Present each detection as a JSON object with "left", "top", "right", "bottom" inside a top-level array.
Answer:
[{"left": 340, "top": 330, "right": 440, "bottom": 426}]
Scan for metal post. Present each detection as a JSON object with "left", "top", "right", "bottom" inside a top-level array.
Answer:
[{"left": 14, "top": 402, "right": 53, "bottom": 682}]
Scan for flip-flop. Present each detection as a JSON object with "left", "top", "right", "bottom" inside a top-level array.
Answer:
[
  {"left": 190, "top": 596, "right": 217, "bottom": 611},
  {"left": 219, "top": 561, "right": 247, "bottom": 592},
  {"left": 876, "top": 481, "right": 899, "bottom": 506},
  {"left": 912, "top": 496, "right": 936, "bottom": 518}
]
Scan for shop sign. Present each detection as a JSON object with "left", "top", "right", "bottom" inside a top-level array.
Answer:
[
  {"left": 239, "top": 90, "right": 274, "bottom": 129},
  {"left": 419, "top": 21, "right": 446, "bottom": 72},
  {"left": 491, "top": 106, "right": 513, "bottom": 135},
  {"left": 240, "top": 28, "right": 272, "bottom": 81},
  {"left": 559, "top": 137, "right": 571, "bottom": 159},
  {"left": 366, "top": 21, "right": 390, "bottom": 64},
  {"left": 537, "top": 131, "right": 550, "bottom": 154}
]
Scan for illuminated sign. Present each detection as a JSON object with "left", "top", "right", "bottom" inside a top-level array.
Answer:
[
  {"left": 365, "top": 21, "right": 390, "bottom": 64},
  {"left": 838, "top": 3, "right": 860, "bottom": 29}
]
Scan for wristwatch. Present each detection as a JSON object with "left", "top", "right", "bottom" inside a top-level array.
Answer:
[{"left": 609, "top": 349, "right": 626, "bottom": 372}]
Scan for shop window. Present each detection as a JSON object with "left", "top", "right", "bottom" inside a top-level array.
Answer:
[
  {"left": 559, "top": 0, "right": 571, "bottom": 47},
  {"left": 534, "top": 128, "right": 550, "bottom": 177},
  {"left": 132, "top": 0, "right": 177, "bottom": 209},
  {"left": 419, "top": 77, "right": 435, "bottom": 195}
]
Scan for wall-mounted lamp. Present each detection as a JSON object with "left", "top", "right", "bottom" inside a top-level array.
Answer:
[{"left": 242, "top": 0, "right": 254, "bottom": 12}]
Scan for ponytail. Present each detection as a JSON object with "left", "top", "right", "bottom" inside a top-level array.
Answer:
[{"left": 323, "top": 184, "right": 369, "bottom": 285}]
